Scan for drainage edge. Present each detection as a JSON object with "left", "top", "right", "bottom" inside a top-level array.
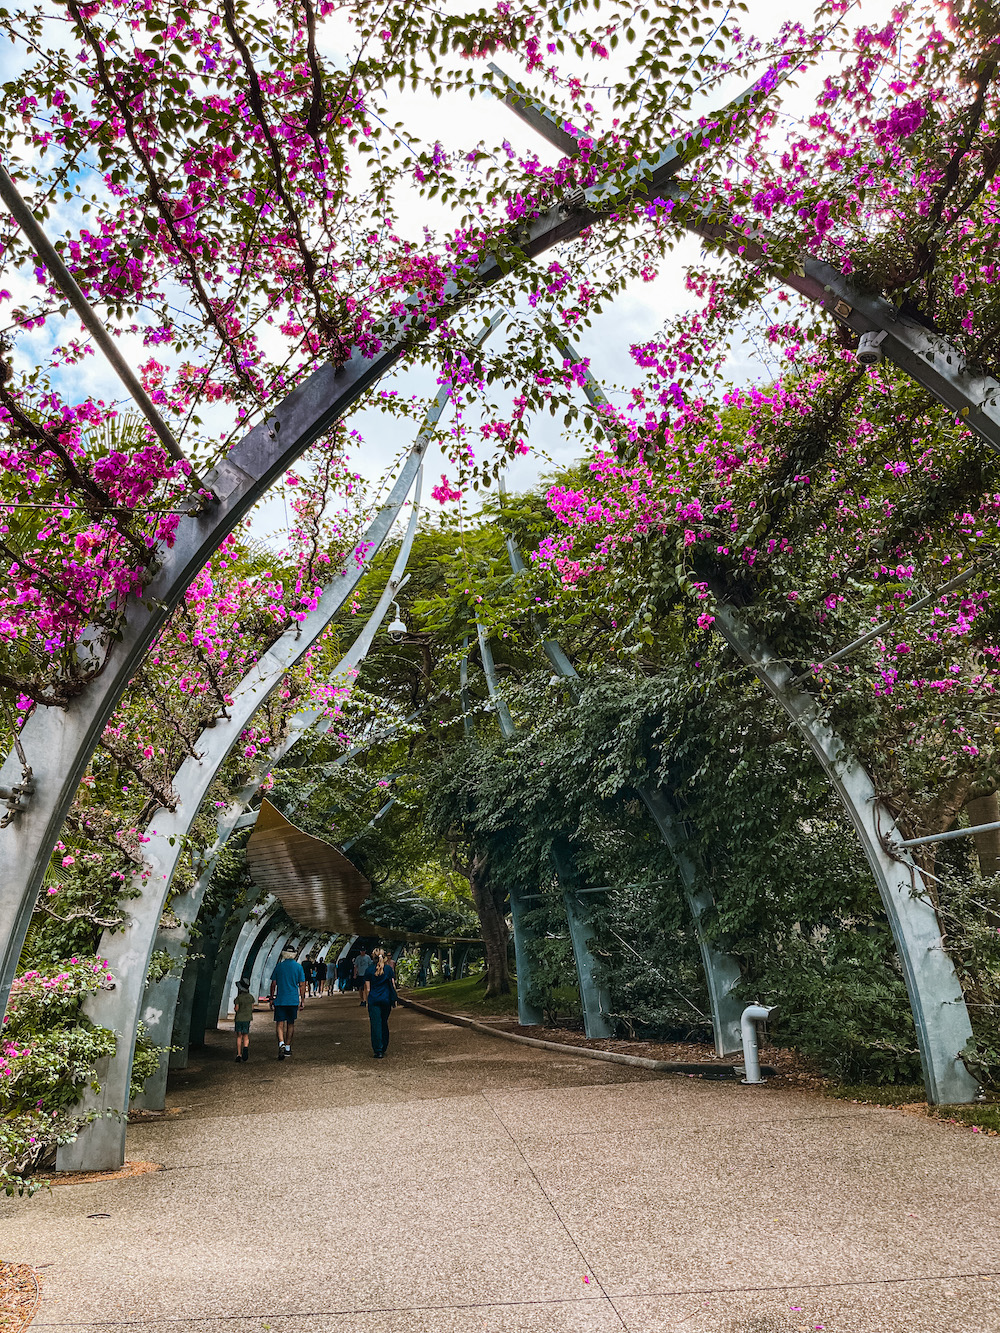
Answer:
[{"left": 398, "top": 996, "right": 773, "bottom": 1079}]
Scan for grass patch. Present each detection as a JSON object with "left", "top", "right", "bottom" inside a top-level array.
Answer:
[
  {"left": 407, "top": 972, "right": 519, "bottom": 1019},
  {"left": 829, "top": 1083, "right": 925, "bottom": 1107},
  {"left": 928, "top": 1103, "right": 1000, "bottom": 1133},
  {"left": 830, "top": 1084, "right": 1000, "bottom": 1134}
]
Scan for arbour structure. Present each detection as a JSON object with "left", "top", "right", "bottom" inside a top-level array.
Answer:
[{"left": 2, "top": 46, "right": 997, "bottom": 1171}]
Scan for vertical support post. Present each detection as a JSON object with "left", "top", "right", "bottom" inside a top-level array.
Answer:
[
  {"left": 209, "top": 903, "right": 276, "bottom": 1032},
  {"left": 551, "top": 847, "right": 613, "bottom": 1039},
  {"left": 712, "top": 601, "right": 979, "bottom": 1104},
  {"left": 638, "top": 788, "right": 743, "bottom": 1055},
  {"left": 417, "top": 947, "right": 432, "bottom": 986},
  {"left": 180, "top": 896, "right": 236, "bottom": 1055},
  {"left": 509, "top": 892, "right": 544, "bottom": 1026}
]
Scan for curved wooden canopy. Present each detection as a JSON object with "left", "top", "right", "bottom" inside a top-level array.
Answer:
[{"left": 246, "top": 800, "right": 480, "bottom": 946}]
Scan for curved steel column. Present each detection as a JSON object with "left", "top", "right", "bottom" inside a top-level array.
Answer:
[
  {"left": 510, "top": 361, "right": 744, "bottom": 1055},
  {"left": 254, "top": 931, "right": 295, "bottom": 1002},
  {"left": 712, "top": 601, "right": 978, "bottom": 1104},
  {"left": 145, "top": 473, "right": 424, "bottom": 1080},
  {"left": 167, "top": 953, "right": 202, "bottom": 1073},
  {"left": 637, "top": 788, "right": 743, "bottom": 1055},
  {"left": 60, "top": 474, "right": 425, "bottom": 1158},
  {"left": 174, "top": 889, "right": 258, "bottom": 1064},
  {"left": 213, "top": 901, "right": 278, "bottom": 1028},
  {"left": 509, "top": 892, "right": 543, "bottom": 1026}
]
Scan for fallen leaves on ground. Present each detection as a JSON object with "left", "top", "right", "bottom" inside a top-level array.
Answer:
[{"left": 0, "top": 1263, "right": 40, "bottom": 1332}]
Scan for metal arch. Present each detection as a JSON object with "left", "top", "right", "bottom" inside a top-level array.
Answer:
[
  {"left": 488, "top": 68, "right": 1000, "bottom": 459},
  {"left": 245, "top": 918, "right": 287, "bottom": 1005},
  {"left": 475, "top": 624, "right": 611, "bottom": 1036},
  {"left": 64, "top": 473, "right": 424, "bottom": 1144},
  {"left": 127, "top": 475, "right": 424, "bottom": 1110},
  {"left": 502, "top": 517, "right": 743, "bottom": 1054},
  {"left": 14, "top": 62, "right": 988, "bottom": 1032},
  {"left": 166, "top": 894, "right": 261, "bottom": 1072},
  {"left": 253, "top": 929, "right": 295, "bottom": 1001},
  {"left": 6, "top": 137, "right": 662, "bottom": 1013},
  {"left": 711, "top": 600, "right": 978, "bottom": 1104},
  {"left": 211, "top": 899, "right": 277, "bottom": 1027}
]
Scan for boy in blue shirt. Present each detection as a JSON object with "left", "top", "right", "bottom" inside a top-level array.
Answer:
[{"left": 269, "top": 948, "right": 306, "bottom": 1060}]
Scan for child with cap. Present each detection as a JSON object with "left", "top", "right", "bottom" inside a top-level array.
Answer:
[{"left": 233, "top": 977, "right": 254, "bottom": 1063}]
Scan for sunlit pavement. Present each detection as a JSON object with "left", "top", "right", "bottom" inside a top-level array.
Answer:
[{"left": 4, "top": 990, "right": 999, "bottom": 1333}]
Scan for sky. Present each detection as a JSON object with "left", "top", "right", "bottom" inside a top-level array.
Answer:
[{"left": 0, "top": 0, "right": 894, "bottom": 547}]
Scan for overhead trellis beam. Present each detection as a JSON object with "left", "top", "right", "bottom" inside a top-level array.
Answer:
[
  {"left": 0, "top": 163, "right": 195, "bottom": 479},
  {"left": 488, "top": 68, "right": 1000, "bottom": 459},
  {"left": 58, "top": 470, "right": 424, "bottom": 1160}
]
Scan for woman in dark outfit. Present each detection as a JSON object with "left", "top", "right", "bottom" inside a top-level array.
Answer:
[{"left": 361, "top": 948, "right": 398, "bottom": 1059}]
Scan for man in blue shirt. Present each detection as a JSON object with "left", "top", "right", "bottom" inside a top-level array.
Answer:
[{"left": 269, "top": 948, "right": 306, "bottom": 1060}]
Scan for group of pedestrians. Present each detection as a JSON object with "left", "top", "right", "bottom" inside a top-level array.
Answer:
[{"left": 230, "top": 945, "right": 399, "bottom": 1062}]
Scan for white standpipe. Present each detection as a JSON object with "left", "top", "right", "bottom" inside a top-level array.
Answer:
[{"left": 740, "top": 1003, "right": 777, "bottom": 1084}]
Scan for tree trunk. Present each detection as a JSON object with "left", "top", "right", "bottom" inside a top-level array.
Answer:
[
  {"left": 467, "top": 848, "right": 511, "bottom": 996},
  {"left": 965, "top": 791, "right": 1000, "bottom": 878}
]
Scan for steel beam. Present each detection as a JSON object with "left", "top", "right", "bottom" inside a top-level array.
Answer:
[
  {"left": 3, "top": 151, "right": 644, "bottom": 1014},
  {"left": 503, "top": 499, "right": 743, "bottom": 1054},
  {"left": 122, "top": 481, "right": 422, "bottom": 1112},
  {"left": 711, "top": 601, "right": 978, "bottom": 1104},
  {"left": 509, "top": 892, "right": 544, "bottom": 1026},
  {"left": 490, "top": 69, "right": 1000, "bottom": 459},
  {"left": 209, "top": 899, "right": 276, "bottom": 1031}
]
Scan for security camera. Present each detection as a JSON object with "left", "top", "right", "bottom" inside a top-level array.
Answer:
[
  {"left": 856, "top": 330, "right": 888, "bottom": 365},
  {"left": 387, "top": 601, "right": 407, "bottom": 643}
]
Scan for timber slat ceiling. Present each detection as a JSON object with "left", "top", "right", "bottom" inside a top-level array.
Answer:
[{"left": 246, "top": 800, "right": 479, "bottom": 946}]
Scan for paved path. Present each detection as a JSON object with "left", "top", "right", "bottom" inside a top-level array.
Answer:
[{"left": 4, "top": 993, "right": 1000, "bottom": 1333}]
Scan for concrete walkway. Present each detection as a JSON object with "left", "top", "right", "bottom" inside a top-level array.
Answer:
[{"left": 4, "top": 992, "right": 1000, "bottom": 1333}]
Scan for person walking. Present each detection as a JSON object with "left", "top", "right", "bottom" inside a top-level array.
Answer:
[
  {"left": 233, "top": 977, "right": 254, "bottom": 1063},
  {"left": 361, "top": 948, "right": 398, "bottom": 1059},
  {"left": 336, "top": 956, "right": 350, "bottom": 992},
  {"left": 269, "top": 947, "right": 306, "bottom": 1060},
  {"left": 314, "top": 958, "right": 327, "bottom": 996},
  {"left": 353, "top": 947, "right": 372, "bottom": 1003}
]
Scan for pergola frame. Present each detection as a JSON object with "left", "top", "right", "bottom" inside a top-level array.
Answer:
[
  {"left": 0, "top": 54, "right": 992, "bottom": 1168},
  {"left": 57, "top": 464, "right": 424, "bottom": 1167}
]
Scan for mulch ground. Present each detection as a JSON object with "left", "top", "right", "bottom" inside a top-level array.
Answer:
[
  {"left": 44, "top": 1160, "right": 163, "bottom": 1188},
  {"left": 0, "top": 1264, "right": 41, "bottom": 1332}
]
